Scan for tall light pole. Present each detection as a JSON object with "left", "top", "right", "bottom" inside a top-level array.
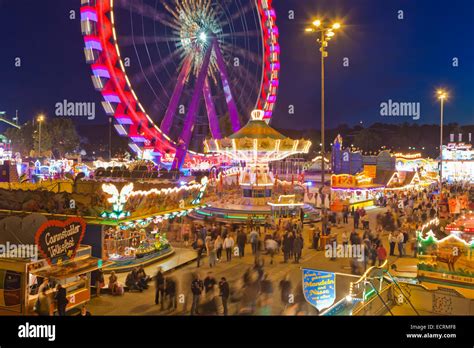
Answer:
[
  {"left": 109, "top": 116, "right": 112, "bottom": 160},
  {"left": 37, "top": 114, "right": 45, "bottom": 157},
  {"left": 436, "top": 89, "right": 448, "bottom": 188},
  {"left": 306, "top": 19, "right": 341, "bottom": 233}
]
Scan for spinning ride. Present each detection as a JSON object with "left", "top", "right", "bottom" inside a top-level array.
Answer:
[
  {"left": 192, "top": 109, "right": 318, "bottom": 223},
  {"left": 80, "top": 0, "right": 280, "bottom": 169}
]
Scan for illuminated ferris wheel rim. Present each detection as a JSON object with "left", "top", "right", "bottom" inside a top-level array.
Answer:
[{"left": 80, "top": 0, "right": 280, "bottom": 162}]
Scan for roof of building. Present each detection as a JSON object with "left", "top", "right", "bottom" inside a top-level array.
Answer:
[{"left": 229, "top": 119, "right": 287, "bottom": 140}]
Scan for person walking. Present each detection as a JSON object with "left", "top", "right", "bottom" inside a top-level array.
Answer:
[
  {"left": 165, "top": 276, "right": 177, "bottom": 311},
  {"left": 313, "top": 227, "right": 321, "bottom": 250},
  {"left": 402, "top": 231, "right": 409, "bottom": 256},
  {"left": 343, "top": 205, "right": 349, "bottom": 224},
  {"left": 279, "top": 274, "right": 292, "bottom": 310},
  {"left": 354, "top": 209, "right": 360, "bottom": 229},
  {"left": 265, "top": 237, "right": 278, "bottom": 265},
  {"left": 377, "top": 244, "right": 387, "bottom": 266},
  {"left": 223, "top": 234, "right": 234, "bottom": 262},
  {"left": 293, "top": 233, "right": 304, "bottom": 263},
  {"left": 237, "top": 229, "right": 247, "bottom": 258},
  {"left": 249, "top": 228, "right": 259, "bottom": 255},
  {"left": 218, "top": 277, "right": 230, "bottom": 316},
  {"left": 215, "top": 234, "right": 223, "bottom": 262},
  {"left": 204, "top": 272, "right": 217, "bottom": 294},
  {"left": 35, "top": 287, "right": 52, "bottom": 316},
  {"left": 190, "top": 273, "right": 204, "bottom": 315},
  {"left": 341, "top": 230, "right": 349, "bottom": 247},
  {"left": 206, "top": 236, "right": 217, "bottom": 268},
  {"left": 388, "top": 232, "right": 396, "bottom": 256},
  {"left": 54, "top": 284, "right": 68, "bottom": 316},
  {"left": 196, "top": 238, "right": 205, "bottom": 268},
  {"left": 396, "top": 232, "right": 404, "bottom": 257},
  {"left": 369, "top": 243, "right": 378, "bottom": 266},
  {"left": 155, "top": 267, "right": 165, "bottom": 308}
]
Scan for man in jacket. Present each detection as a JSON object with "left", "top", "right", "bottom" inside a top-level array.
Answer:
[
  {"left": 236, "top": 230, "right": 247, "bottom": 258},
  {"left": 55, "top": 284, "right": 68, "bottom": 316},
  {"left": 190, "top": 273, "right": 204, "bottom": 315},
  {"left": 165, "top": 276, "right": 177, "bottom": 311},
  {"left": 218, "top": 277, "right": 230, "bottom": 316},
  {"left": 293, "top": 233, "right": 304, "bottom": 263},
  {"left": 155, "top": 267, "right": 165, "bottom": 308},
  {"left": 249, "top": 229, "right": 259, "bottom": 255},
  {"left": 223, "top": 235, "right": 234, "bottom": 262}
]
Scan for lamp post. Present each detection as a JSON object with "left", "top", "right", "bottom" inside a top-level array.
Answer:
[
  {"left": 306, "top": 19, "right": 341, "bottom": 233},
  {"left": 109, "top": 116, "right": 112, "bottom": 160},
  {"left": 37, "top": 114, "right": 45, "bottom": 157},
  {"left": 436, "top": 89, "right": 448, "bottom": 188}
]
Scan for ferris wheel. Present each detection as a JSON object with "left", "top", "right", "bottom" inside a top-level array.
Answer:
[{"left": 80, "top": 0, "right": 280, "bottom": 170}]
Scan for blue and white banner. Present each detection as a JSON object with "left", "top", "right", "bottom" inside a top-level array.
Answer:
[{"left": 302, "top": 268, "right": 336, "bottom": 311}]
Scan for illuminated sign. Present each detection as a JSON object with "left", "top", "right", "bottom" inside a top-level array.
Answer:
[
  {"left": 302, "top": 269, "right": 336, "bottom": 311},
  {"left": 35, "top": 217, "right": 86, "bottom": 265},
  {"left": 331, "top": 174, "right": 356, "bottom": 188}
]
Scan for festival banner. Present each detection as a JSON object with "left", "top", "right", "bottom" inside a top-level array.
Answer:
[
  {"left": 302, "top": 268, "right": 336, "bottom": 311},
  {"left": 34, "top": 217, "right": 86, "bottom": 265}
]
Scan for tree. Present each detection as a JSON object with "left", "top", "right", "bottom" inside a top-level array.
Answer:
[
  {"left": 5, "top": 123, "right": 35, "bottom": 156},
  {"left": 47, "top": 118, "right": 80, "bottom": 157},
  {"left": 4, "top": 118, "right": 80, "bottom": 158},
  {"left": 353, "top": 128, "right": 382, "bottom": 152}
]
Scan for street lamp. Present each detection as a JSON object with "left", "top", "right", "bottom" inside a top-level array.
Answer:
[
  {"left": 37, "top": 114, "right": 45, "bottom": 156},
  {"left": 306, "top": 18, "right": 342, "bottom": 233},
  {"left": 436, "top": 89, "right": 448, "bottom": 187}
]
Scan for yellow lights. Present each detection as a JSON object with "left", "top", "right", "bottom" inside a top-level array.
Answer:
[
  {"left": 37, "top": 114, "right": 45, "bottom": 122},
  {"left": 326, "top": 31, "right": 335, "bottom": 37},
  {"left": 436, "top": 89, "right": 448, "bottom": 100},
  {"left": 308, "top": 20, "right": 342, "bottom": 33}
]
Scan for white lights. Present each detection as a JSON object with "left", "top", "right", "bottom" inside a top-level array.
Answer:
[{"left": 199, "top": 32, "right": 207, "bottom": 42}]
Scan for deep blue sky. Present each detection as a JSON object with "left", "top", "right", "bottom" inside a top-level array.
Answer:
[{"left": 0, "top": 0, "right": 472, "bottom": 133}]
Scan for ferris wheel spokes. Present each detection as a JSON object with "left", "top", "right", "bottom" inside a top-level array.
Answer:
[
  {"left": 203, "top": 77, "right": 221, "bottom": 139},
  {"left": 160, "top": 56, "right": 193, "bottom": 135},
  {"left": 171, "top": 37, "right": 241, "bottom": 170}
]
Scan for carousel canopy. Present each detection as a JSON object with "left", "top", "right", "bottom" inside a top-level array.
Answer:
[{"left": 204, "top": 110, "right": 311, "bottom": 164}]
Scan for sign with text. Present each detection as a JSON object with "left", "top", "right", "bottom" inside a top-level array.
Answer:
[
  {"left": 363, "top": 165, "right": 377, "bottom": 179},
  {"left": 331, "top": 174, "right": 356, "bottom": 188},
  {"left": 302, "top": 269, "right": 336, "bottom": 311},
  {"left": 34, "top": 217, "right": 86, "bottom": 265}
]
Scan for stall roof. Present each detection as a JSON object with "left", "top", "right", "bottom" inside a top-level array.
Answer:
[{"left": 30, "top": 256, "right": 112, "bottom": 280}]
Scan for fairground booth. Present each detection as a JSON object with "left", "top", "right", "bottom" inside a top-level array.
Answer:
[
  {"left": 417, "top": 215, "right": 474, "bottom": 299},
  {"left": 0, "top": 215, "right": 108, "bottom": 315},
  {"left": 440, "top": 142, "right": 474, "bottom": 183},
  {"left": 0, "top": 175, "right": 209, "bottom": 274},
  {"left": 330, "top": 173, "right": 384, "bottom": 211}
]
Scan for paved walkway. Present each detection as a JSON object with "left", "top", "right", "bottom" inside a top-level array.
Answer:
[{"left": 87, "top": 206, "right": 420, "bottom": 315}]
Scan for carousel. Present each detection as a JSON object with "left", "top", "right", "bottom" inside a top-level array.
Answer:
[{"left": 191, "top": 110, "right": 320, "bottom": 224}]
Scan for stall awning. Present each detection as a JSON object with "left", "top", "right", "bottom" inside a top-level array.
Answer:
[{"left": 29, "top": 256, "right": 112, "bottom": 280}]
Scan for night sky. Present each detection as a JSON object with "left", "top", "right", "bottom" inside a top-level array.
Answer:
[{"left": 0, "top": 0, "right": 472, "bottom": 135}]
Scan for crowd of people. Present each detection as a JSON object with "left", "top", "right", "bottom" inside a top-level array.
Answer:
[{"left": 62, "top": 182, "right": 470, "bottom": 315}]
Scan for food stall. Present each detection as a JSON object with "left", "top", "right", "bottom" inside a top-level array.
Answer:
[
  {"left": 0, "top": 217, "right": 108, "bottom": 315},
  {"left": 330, "top": 174, "right": 384, "bottom": 211}
]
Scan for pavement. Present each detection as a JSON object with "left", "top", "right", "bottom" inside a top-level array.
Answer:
[{"left": 87, "top": 206, "right": 420, "bottom": 315}]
